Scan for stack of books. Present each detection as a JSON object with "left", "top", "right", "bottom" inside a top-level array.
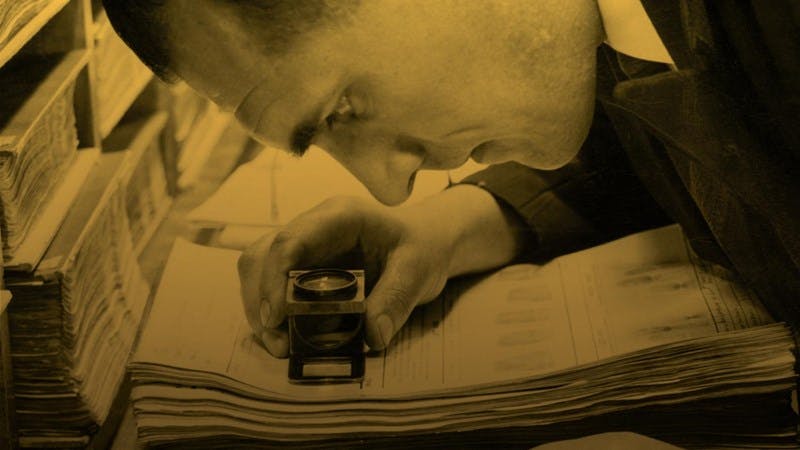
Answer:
[
  {"left": 4, "top": 113, "right": 173, "bottom": 447},
  {"left": 130, "top": 226, "right": 797, "bottom": 449},
  {"left": 0, "top": 52, "right": 86, "bottom": 265}
]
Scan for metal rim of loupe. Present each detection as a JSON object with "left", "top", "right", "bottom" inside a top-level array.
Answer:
[
  {"left": 290, "top": 315, "right": 364, "bottom": 351},
  {"left": 293, "top": 269, "right": 358, "bottom": 300}
]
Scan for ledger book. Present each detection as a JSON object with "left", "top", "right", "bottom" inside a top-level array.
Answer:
[{"left": 130, "top": 225, "right": 798, "bottom": 449}]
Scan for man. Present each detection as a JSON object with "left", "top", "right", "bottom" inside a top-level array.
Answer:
[{"left": 104, "top": 0, "right": 798, "bottom": 446}]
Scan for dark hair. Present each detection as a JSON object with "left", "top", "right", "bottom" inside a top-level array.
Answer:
[
  {"left": 102, "top": 0, "right": 359, "bottom": 82},
  {"left": 103, "top": 0, "right": 174, "bottom": 81}
]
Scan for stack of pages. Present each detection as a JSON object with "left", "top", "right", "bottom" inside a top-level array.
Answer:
[
  {"left": 0, "top": 53, "right": 81, "bottom": 263},
  {"left": 130, "top": 225, "right": 797, "bottom": 449},
  {"left": 0, "top": 0, "right": 51, "bottom": 51},
  {"left": 4, "top": 114, "right": 173, "bottom": 447}
]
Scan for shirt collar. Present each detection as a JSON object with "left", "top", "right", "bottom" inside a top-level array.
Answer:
[{"left": 597, "top": 0, "right": 675, "bottom": 64}]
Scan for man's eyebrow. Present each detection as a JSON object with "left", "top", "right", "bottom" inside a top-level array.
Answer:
[
  {"left": 289, "top": 121, "right": 319, "bottom": 157},
  {"left": 288, "top": 85, "right": 341, "bottom": 156}
]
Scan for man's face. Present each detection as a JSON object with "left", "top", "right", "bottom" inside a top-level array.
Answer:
[{"left": 168, "top": 1, "right": 602, "bottom": 205}]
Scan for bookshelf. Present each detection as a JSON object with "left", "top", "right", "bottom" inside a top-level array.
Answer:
[{"left": 0, "top": 0, "right": 238, "bottom": 447}]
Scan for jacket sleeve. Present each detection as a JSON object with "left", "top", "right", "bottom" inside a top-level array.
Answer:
[{"left": 459, "top": 105, "right": 673, "bottom": 260}]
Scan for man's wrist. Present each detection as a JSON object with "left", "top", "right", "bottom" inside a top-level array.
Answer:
[{"left": 401, "top": 184, "right": 532, "bottom": 278}]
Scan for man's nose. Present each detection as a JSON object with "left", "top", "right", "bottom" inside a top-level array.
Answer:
[{"left": 322, "top": 134, "right": 425, "bottom": 206}]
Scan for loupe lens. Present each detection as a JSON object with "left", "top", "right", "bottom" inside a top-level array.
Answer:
[
  {"left": 299, "top": 275, "right": 352, "bottom": 290},
  {"left": 294, "top": 269, "right": 357, "bottom": 300}
]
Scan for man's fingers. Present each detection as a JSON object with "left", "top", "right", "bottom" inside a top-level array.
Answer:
[
  {"left": 363, "top": 247, "right": 430, "bottom": 350},
  {"left": 258, "top": 200, "right": 368, "bottom": 328},
  {"left": 259, "top": 327, "right": 289, "bottom": 358},
  {"left": 238, "top": 232, "right": 278, "bottom": 338},
  {"left": 237, "top": 197, "right": 437, "bottom": 356}
]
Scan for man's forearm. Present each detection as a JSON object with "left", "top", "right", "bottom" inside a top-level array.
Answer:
[{"left": 400, "top": 184, "right": 533, "bottom": 278}]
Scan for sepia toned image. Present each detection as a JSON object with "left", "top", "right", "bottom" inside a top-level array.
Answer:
[{"left": 0, "top": 0, "right": 798, "bottom": 449}]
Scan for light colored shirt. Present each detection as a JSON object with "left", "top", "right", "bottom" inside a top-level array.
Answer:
[{"left": 597, "top": 0, "right": 675, "bottom": 64}]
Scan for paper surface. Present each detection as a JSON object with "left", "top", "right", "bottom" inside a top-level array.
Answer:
[{"left": 134, "top": 225, "right": 773, "bottom": 401}]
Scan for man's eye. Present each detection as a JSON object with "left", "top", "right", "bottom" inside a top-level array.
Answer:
[{"left": 325, "top": 95, "right": 356, "bottom": 128}]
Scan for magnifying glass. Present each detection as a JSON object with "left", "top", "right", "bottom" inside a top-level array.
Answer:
[{"left": 286, "top": 269, "right": 366, "bottom": 383}]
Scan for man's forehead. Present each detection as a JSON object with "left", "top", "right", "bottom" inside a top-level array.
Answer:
[
  {"left": 165, "top": 0, "right": 278, "bottom": 108},
  {"left": 164, "top": 1, "right": 360, "bottom": 153}
]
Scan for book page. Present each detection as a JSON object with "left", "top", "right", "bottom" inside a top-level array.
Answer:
[
  {"left": 369, "top": 226, "right": 772, "bottom": 394},
  {"left": 132, "top": 239, "right": 363, "bottom": 401},
  {"left": 559, "top": 225, "right": 771, "bottom": 364},
  {"left": 134, "top": 225, "right": 773, "bottom": 401},
  {"left": 371, "top": 262, "right": 579, "bottom": 394}
]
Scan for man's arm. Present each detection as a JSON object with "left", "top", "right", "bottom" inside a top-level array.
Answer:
[
  {"left": 460, "top": 105, "right": 673, "bottom": 260},
  {"left": 238, "top": 185, "right": 533, "bottom": 355}
]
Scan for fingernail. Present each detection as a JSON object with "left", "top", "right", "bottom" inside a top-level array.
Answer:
[
  {"left": 260, "top": 331, "right": 275, "bottom": 353},
  {"left": 376, "top": 314, "right": 394, "bottom": 349},
  {"left": 259, "top": 301, "right": 271, "bottom": 327},
  {"left": 261, "top": 329, "right": 286, "bottom": 355},
  {"left": 260, "top": 331, "right": 271, "bottom": 347}
]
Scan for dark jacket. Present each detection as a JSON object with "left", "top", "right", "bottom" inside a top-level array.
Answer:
[{"left": 463, "top": 1, "right": 800, "bottom": 326}]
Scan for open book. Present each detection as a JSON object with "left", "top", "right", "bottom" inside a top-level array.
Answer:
[{"left": 130, "top": 225, "right": 797, "bottom": 448}]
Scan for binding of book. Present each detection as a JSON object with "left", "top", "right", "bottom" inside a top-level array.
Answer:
[{"left": 129, "top": 225, "right": 798, "bottom": 449}]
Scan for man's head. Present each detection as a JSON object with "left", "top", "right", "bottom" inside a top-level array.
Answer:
[{"left": 104, "top": 0, "right": 603, "bottom": 205}]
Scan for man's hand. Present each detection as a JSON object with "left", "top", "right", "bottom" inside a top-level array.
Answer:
[{"left": 238, "top": 185, "right": 529, "bottom": 357}]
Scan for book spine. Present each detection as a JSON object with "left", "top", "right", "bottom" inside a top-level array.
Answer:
[
  {"left": 0, "top": 226, "right": 17, "bottom": 448},
  {"left": 0, "top": 310, "right": 15, "bottom": 449}
]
